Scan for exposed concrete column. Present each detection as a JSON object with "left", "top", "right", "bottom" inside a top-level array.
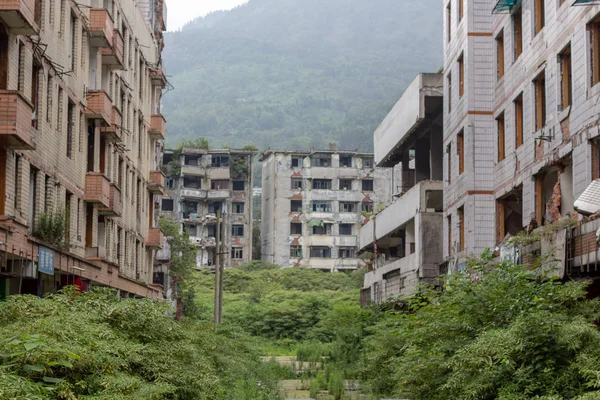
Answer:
[
  {"left": 415, "top": 137, "right": 430, "bottom": 183},
  {"left": 430, "top": 127, "right": 444, "bottom": 181}
]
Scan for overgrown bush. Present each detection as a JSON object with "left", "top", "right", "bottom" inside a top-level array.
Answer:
[{"left": 34, "top": 212, "right": 66, "bottom": 247}]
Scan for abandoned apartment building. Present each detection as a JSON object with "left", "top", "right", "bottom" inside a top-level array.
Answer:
[
  {"left": 441, "top": 0, "right": 600, "bottom": 287},
  {"left": 260, "top": 148, "right": 391, "bottom": 271},
  {"left": 360, "top": 73, "right": 444, "bottom": 305},
  {"left": 0, "top": 0, "right": 169, "bottom": 300},
  {"left": 157, "top": 147, "right": 257, "bottom": 270}
]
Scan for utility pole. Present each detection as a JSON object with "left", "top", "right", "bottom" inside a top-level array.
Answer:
[{"left": 214, "top": 209, "right": 222, "bottom": 324}]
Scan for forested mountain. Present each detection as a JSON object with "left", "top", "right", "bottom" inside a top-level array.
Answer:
[{"left": 162, "top": 0, "right": 442, "bottom": 151}]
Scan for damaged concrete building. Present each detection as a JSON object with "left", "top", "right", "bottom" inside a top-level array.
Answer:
[
  {"left": 158, "top": 147, "right": 256, "bottom": 270},
  {"left": 443, "top": 0, "right": 600, "bottom": 278},
  {"left": 260, "top": 148, "right": 391, "bottom": 271},
  {"left": 359, "top": 73, "right": 445, "bottom": 304}
]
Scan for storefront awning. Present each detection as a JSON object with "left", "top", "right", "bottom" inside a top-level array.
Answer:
[{"left": 492, "top": 0, "right": 521, "bottom": 13}]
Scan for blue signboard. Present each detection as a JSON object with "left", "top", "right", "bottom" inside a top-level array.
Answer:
[{"left": 38, "top": 246, "right": 55, "bottom": 275}]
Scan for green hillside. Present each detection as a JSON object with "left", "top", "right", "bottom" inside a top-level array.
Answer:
[{"left": 162, "top": 0, "right": 443, "bottom": 151}]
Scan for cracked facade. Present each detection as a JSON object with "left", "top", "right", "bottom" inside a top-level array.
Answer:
[
  {"left": 0, "top": 0, "right": 168, "bottom": 300},
  {"left": 260, "top": 148, "right": 391, "bottom": 271},
  {"left": 158, "top": 147, "right": 256, "bottom": 270}
]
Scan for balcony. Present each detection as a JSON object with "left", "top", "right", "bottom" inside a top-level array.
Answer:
[
  {"left": 181, "top": 164, "right": 205, "bottom": 176},
  {"left": 85, "top": 90, "right": 112, "bottom": 126},
  {"left": 83, "top": 173, "right": 111, "bottom": 208},
  {"left": 85, "top": 246, "right": 107, "bottom": 261},
  {"left": 0, "top": 90, "right": 34, "bottom": 149},
  {"left": 180, "top": 188, "right": 207, "bottom": 199},
  {"left": 208, "top": 190, "right": 229, "bottom": 199},
  {"left": 99, "top": 106, "right": 122, "bottom": 142},
  {"left": 146, "top": 227, "right": 164, "bottom": 249},
  {"left": 101, "top": 30, "right": 124, "bottom": 69},
  {"left": 150, "top": 69, "right": 167, "bottom": 88},
  {"left": 98, "top": 184, "right": 122, "bottom": 217},
  {"left": 190, "top": 236, "right": 216, "bottom": 247},
  {"left": 88, "top": 8, "right": 113, "bottom": 48},
  {"left": 0, "top": 0, "right": 38, "bottom": 35},
  {"left": 208, "top": 167, "right": 230, "bottom": 180},
  {"left": 149, "top": 114, "right": 166, "bottom": 140},
  {"left": 148, "top": 170, "right": 165, "bottom": 194}
]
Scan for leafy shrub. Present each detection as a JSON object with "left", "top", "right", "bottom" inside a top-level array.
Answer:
[{"left": 34, "top": 212, "right": 65, "bottom": 247}]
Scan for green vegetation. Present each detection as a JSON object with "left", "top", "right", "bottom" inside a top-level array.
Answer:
[
  {"left": 163, "top": 0, "right": 442, "bottom": 151},
  {"left": 34, "top": 212, "right": 66, "bottom": 248}
]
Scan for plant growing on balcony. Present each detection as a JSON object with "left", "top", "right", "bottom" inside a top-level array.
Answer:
[
  {"left": 34, "top": 212, "right": 66, "bottom": 248},
  {"left": 231, "top": 156, "right": 250, "bottom": 178}
]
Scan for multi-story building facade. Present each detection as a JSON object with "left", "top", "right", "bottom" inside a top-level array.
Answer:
[
  {"left": 158, "top": 147, "right": 256, "bottom": 269},
  {"left": 0, "top": 0, "right": 168, "bottom": 300},
  {"left": 260, "top": 148, "right": 392, "bottom": 271},
  {"left": 443, "top": 0, "right": 600, "bottom": 274},
  {"left": 359, "top": 73, "right": 444, "bottom": 304}
]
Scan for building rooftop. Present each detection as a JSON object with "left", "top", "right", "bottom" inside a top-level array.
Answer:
[{"left": 259, "top": 148, "right": 374, "bottom": 162}]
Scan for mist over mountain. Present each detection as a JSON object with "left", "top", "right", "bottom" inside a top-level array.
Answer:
[{"left": 162, "top": 0, "right": 442, "bottom": 151}]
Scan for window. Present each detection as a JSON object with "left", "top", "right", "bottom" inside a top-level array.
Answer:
[
  {"left": 446, "top": 144, "right": 452, "bottom": 183},
  {"left": 233, "top": 203, "right": 245, "bottom": 214},
  {"left": 291, "top": 178, "right": 303, "bottom": 190},
  {"left": 362, "top": 158, "right": 374, "bottom": 169},
  {"left": 592, "top": 139, "right": 600, "bottom": 180},
  {"left": 458, "top": 206, "right": 465, "bottom": 252},
  {"left": 231, "top": 248, "right": 243, "bottom": 260},
  {"left": 17, "top": 42, "right": 24, "bottom": 92},
  {"left": 362, "top": 201, "right": 373, "bottom": 213},
  {"left": 339, "top": 224, "right": 353, "bottom": 236},
  {"left": 447, "top": 215, "right": 452, "bottom": 255},
  {"left": 70, "top": 13, "right": 77, "bottom": 70},
  {"left": 290, "top": 222, "right": 302, "bottom": 235},
  {"left": 591, "top": 16, "right": 600, "bottom": 86},
  {"left": 312, "top": 179, "right": 332, "bottom": 190},
  {"left": 183, "top": 176, "right": 201, "bottom": 189},
  {"left": 290, "top": 200, "right": 303, "bottom": 212},
  {"left": 446, "top": 2, "right": 451, "bottom": 42},
  {"left": 232, "top": 225, "right": 244, "bottom": 237},
  {"left": 161, "top": 199, "right": 174, "bottom": 211},
  {"left": 534, "top": 0, "right": 545, "bottom": 35},
  {"left": 211, "top": 155, "right": 229, "bottom": 167},
  {"left": 339, "top": 179, "right": 353, "bottom": 190},
  {"left": 496, "top": 30, "right": 504, "bottom": 79},
  {"left": 166, "top": 178, "right": 175, "bottom": 189},
  {"left": 312, "top": 201, "right": 332, "bottom": 212},
  {"left": 310, "top": 246, "right": 331, "bottom": 258},
  {"left": 340, "top": 202, "right": 357, "bottom": 213},
  {"left": 362, "top": 179, "right": 374, "bottom": 192},
  {"left": 312, "top": 154, "right": 331, "bottom": 167},
  {"left": 458, "top": 53, "right": 464, "bottom": 97},
  {"left": 208, "top": 202, "right": 222, "bottom": 214},
  {"left": 458, "top": 0, "right": 464, "bottom": 21},
  {"left": 339, "top": 247, "right": 356, "bottom": 259},
  {"left": 66, "top": 101, "right": 74, "bottom": 158},
  {"left": 340, "top": 156, "right": 352, "bottom": 168},
  {"left": 497, "top": 113, "right": 505, "bottom": 162},
  {"left": 46, "top": 74, "right": 52, "bottom": 125},
  {"left": 513, "top": 5, "right": 522, "bottom": 60},
  {"left": 559, "top": 45, "right": 572, "bottom": 110},
  {"left": 457, "top": 130, "right": 464, "bottom": 175},
  {"left": 534, "top": 71, "right": 546, "bottom": 131},
  {"left": 232, "top": 181, "right": 245, "bottom": 191},
  {"left": 211, "top": 180, "right": 229, "bottom": 190},
  {"left": 291, "top": 156, "right": 303, "bottom": 167},
  {"left": 514, "top": 93, "right": 524, "bottom": 148},
  {"left": 31, "top": 63, "right": 40, "bottom": 128},
  {"left": 312, "top": 224, "right": 332, "bottom": 235},
  {"left": 290, "top": 245, "right": 302, "bottom": 258},
  {"left": 447, "top": 72, "right": 452, "bottom": 112},
  {"left": 184, "top": 155, "right": 201, "bottom": 165}
]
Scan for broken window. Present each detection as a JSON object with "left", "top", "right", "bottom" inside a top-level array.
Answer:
[
  {"left": 291, "top": 178, "right": 303, "bottom": 189},
  {"left": 339, "top": 179, "right": 353, "bottom": 190},
  {"left": 166, "top": 178, "right": 175, "bottom": 189},
  {"left": 231, "top": 247, "right": 243, "bottom": 259},
  {"left": 290, "top": 200, "right": 303, "bottom": 212},
  {"left": 496, "top": 188, "right": 523, "bottom": 244},
  {"left": 446, "top": 143, "right": 452, "bottom": 183},
  {"left": 535, "top": 169, "right": 566, "bottom": 225},
  {"left": 312, "top": 179, "right": 332, "bottom": 190},
  {"left": 311, "top": 223, "right": 332, "bottom": 236},
  {"left": 513, "top": 5, "right": 522, "bottom": 60},
  {"left": 312, "top": 154, "right": 331, "bottom": 167},
  {"left": 310, "top": 246, "right": 331, "bottom": 258},
  {"left": 362, "top": 201, "right": 373, "bottom": 213},
  {"left": 211, "top": 180, "right": 229, "bottom": 190},
  {"left": 182, "top": 201, "right": 198, "bottom": 219},
  {"left": 340, "top": 202, "right": 357, "bottom": 213},
  {"left": 591, "top": 15, "right": 600, "bottom": 86},
  {"left": 291, "top": 156, "right": 303, "bottom": 167},
  {"left": 232, "top": 181, "right": 245, "bottom": 191},
  {"left": 559, "top": 45, "right": 572, "bottom": 110},
  {"left": 514, "top": 93, "right": 524, "bottom": 148},
  {"left": 290, "top": 245, "right": 302, "bottom": 258},
  {"left": 232, "top": 203, "right": 245, "bottom": 214},
  {"left": 184, "top": 155, "right": 201, "bottom": 166},
  {"left": 534, "top": 70, "right": 546, "bottom": 131},
  {"left": 362, "top": 158, "right": 374, "bottom": 169},
  {"left": 161, "top": 199, "right": 174, "bottom": 211},
  {"left": 183, "top": 175, "right": 201, "bottom": 189},
  {"left": 208, "top": 202, "right": 222, "bottom": 214},
  {"left": 338, "top": 247, "right": 356, "bottom": 259},
  {"left": 312, "top": 201, "right": 332, "bottom": 212},
  {"left": 211, "top": 155, "right": 229, "bottom": 167},
  {"left": 339, "top": 224, "right": 353, "bottom": 236},
  {"left": 232, "top": 224, "right": 244, "bottom": 237},
  {"left": 340, "top": 156, "right": 352, "bottom": 168},
  {"left": 496, "top": 30, "right": 504, "bottom": 80},
  {"left": 290, "top": 222, "right": 302, "bottom": 235},
  {"left": 362, "top": 179, "right": 374, "bottom": 192}
]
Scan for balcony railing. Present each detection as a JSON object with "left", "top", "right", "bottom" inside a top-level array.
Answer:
[
  {"left": 88, "top": 8, "right": 113, "bottom": 48},
  {"left": 150, "top": 69, "right": 167, "bottom": 88},
  {"left": 180, "top": 188, "right": 207, "bottom": 199},
  {"left": 149, "top": 114, "right": 166, "bottom": 140},
  {"left": 85, "top": 90, "right": 112, "bottom": 126},
  {"left": 99, "top": 106, "right": 122, "bottom": 142},
  {"left": 0, "top": 90, "right": 34, "bottom": 149},
  {"left": 83, "top": 173, "right": 111, "bottom": 208},
  {"left": 101, "top": 29, "right": 124, "bottom": 69},
  {"left": 0, "top": 0, "right": 38, "bottom": 35},
  {"left": 98, "top": 184, "right": 122, "bottom": 217},
  {"left": 208, "top": 190, "right": 229, "bottom": 199},
  {"left": 148, "top": 170, "right": 165, "bottom": 194},
  {"left": 146, "top": 227, "right": 164, "bottom": 249}
]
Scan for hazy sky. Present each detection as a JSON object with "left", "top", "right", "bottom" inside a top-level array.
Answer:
[{"left": 167, "top": 0, "right": 249, "bottom": 31}]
